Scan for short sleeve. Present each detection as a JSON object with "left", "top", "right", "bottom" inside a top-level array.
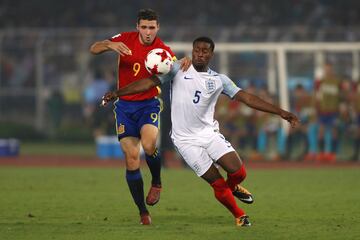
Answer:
[
  {"left": 220, "top": 74, "right": 241, "bottom": 98},
  {"left": 109, "top": 33, "right": 125, "bottom": 42},
  {"left": 157, "top": 61, "right": 181, "bottom": 84}
]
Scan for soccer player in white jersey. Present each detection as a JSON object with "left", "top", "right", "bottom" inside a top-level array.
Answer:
[{"left": 101, "top": 36, "right": 300, "bottom": 227}]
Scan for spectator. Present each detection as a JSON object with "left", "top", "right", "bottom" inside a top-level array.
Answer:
[
  {"left": 46, "top": 89, "right": 65, "bottom": 136},
  {"left": 351, "top": 81, "right": 360, "bottom": 161},
  {"left": 83, "top": 70, "right": 111, "bottom": 137},
  {"left": 314, "top": 63, "right": 341, "bottom": 162},
  {"left": 287, "top": 84, "right": 315, "bottom": 160}
]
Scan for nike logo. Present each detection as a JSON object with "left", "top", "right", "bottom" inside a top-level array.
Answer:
[
  {"left": 184, "top": 76, "right": 193, "bottom": 80},
  {"left": 240, "top": 196, "right": 253, "bottom": 203},
  {"left": 233, "top": 191, "right": 254, "bottom": 204}
]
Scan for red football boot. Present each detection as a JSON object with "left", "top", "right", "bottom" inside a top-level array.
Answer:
[
  {"left": 146, "top": 184, "right": 162, "bottom": 206},
  {"left": 140, "top": 212, "right": 151, "bottom": 225}
]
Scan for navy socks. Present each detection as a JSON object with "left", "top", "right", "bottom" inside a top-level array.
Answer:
[
  {"left": 145, "top": 148, "right": 162, "bottom": 186},
  {"left": 126, "top": 169, "right": 148, "bottom": 214}
]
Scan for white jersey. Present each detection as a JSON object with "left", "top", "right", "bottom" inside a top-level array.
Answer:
[{"left": 159, "top": 62, "right": 241, "bottom": 142}]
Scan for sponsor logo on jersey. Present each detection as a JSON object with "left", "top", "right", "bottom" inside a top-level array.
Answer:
[{"left": 184, "top": 76, "right": 193, "bottom": 80}]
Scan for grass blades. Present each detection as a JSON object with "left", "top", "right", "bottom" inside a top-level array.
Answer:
[{"left": 0, "top": 167, "right": 359, "bottom": 240}]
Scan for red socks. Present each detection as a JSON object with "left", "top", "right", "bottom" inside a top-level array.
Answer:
[
  {"left": 226, "top": 164, "right": 246, "bottom": 191},
  {"left": 210, "top": 178, "right": 245, "bottom": 218},
  {"left": 209, "top": 165, "right": 248, "bottom": 218}
]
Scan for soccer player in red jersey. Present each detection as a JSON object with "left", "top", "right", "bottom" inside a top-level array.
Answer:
[{"left": 90, "top": 9, "right": 190, "bottom": 225}]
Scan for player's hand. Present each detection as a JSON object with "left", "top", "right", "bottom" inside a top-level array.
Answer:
[
  {"left": 179, "top": 56, "right": 192, "bottom": 71},
  {"left": 280, "top": 110, "right": 300, "bottom": 128},
  {"left": 100, "top": 91, "right": 118, "bottom": 107},
  {"left": 108, "top": 41, "right": 132, "bottom": 56}
]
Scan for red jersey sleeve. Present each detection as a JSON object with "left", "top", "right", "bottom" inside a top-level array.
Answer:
[{"left": 109, "top": 32, "right": 128, "bottom": 42}]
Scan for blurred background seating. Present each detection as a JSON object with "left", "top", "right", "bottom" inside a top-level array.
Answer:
[{"left": 0, "top": 0, "right": 359, "bottom": 162}]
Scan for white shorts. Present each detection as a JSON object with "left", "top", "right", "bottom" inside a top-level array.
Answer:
[{"left": 172, "top": 132, "right": 235, "bottom": 177}]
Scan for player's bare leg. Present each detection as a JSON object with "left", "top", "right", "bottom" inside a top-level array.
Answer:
[
  {"left": 217, "top": 151, "right": 254, "bottom": 204},
  {"left": 120, "top": 137, "right": 151, "bottom": 225},
  {"left": 140, "top": 124, "right": 162, "bottom": 206},
  {"left": 201, "top": 164, "right": 250, "bottom": 226}
]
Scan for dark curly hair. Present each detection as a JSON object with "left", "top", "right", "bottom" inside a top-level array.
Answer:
[
  {"left": 137, "top": 9, "right": 159, "bottom": 24},
  {"left": 193, "top": 36, "right": 215, "bottom": 52}
]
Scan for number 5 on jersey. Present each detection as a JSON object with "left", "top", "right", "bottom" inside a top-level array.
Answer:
[{"left": 193, "top": 90, "right": 201, "bottom": 104}]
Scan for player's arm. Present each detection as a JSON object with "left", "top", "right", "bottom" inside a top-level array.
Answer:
[
  {"left": 89, "top": 40, "right": 132, "bottom": 56},
  {"left": 234, "top": 90, "right": 299, "bottom": 128},
  {"left": 101, "top": 61, "right": 181, "bottom": 106},
  {"left": 102, "top": 76, "right": 161, "bottom": 105},
  {"left": 221, "top": 74, "right": 299, "bottom": 128}
]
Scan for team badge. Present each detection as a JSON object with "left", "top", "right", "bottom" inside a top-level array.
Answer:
[
  {"left": 206, "top": 79, "right": 216, "bottom": 93},
  {"left": 117, "top": 124, "right": 125, "bottom": 134},
  {"left": 193, "top": 163, "right": 202, "bottom": 175}
]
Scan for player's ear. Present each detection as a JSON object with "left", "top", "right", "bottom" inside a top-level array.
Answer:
[{"left": 136, "top": 23, "right": 139, "bottom": 31}]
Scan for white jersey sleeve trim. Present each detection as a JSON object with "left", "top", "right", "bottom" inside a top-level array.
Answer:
[{"left": 219, "top": 74, "right": 241, "bottom": 98}]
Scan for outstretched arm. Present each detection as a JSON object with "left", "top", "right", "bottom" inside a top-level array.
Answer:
[
  {"left": 101, "top": 76, "right": 161, "bottom": 106},
  {"left": 234, "top": 90, "right": 299, "bottom": 128},
  {"left": 90, "top": 40, "right": 132, "bottom": 56}
]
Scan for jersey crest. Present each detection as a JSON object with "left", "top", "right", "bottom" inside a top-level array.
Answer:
[
  {"left": 206, "top": 78, "right": 216, "bottom": 93},
  {"left": 117, "top": 124, "right": 125, "bottom": 135}
]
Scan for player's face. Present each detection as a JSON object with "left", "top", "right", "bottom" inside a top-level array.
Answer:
[
  {"left": 137, "top": 20, "right": 159, "bottom": 45},
  {"left": 192, "top": 41, "right": 213, "bottom": 71}
]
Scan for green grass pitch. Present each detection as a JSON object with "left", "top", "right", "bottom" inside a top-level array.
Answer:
[{"left": 0, "top": 166, "right": 359, "bottom": 240}]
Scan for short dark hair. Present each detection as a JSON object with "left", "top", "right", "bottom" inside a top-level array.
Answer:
[
  {"left": 137, "top": 9, "right": 159, "bottom": 24},
  {"left": 193, "top": 36, "right": 215, "bottom": 52}
]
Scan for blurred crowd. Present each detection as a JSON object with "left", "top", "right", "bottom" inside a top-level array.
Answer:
[
  {"left": 79, "top": 63, "right": 360, "bottom": 162},
  {"left": 0, "top": 29, "right": 359, "bottom": 161},
  {"left": 1, "top": 0, "right": 359, "bottom": 28},
  {"left": 0, "top": 0, "right": 359, "bottom": 161},
  {"left": 216, "top": 63, "right": 360, "bottom": 162},
  {"left": 0, "top": 0, "right": 359, "bottom": 42}
]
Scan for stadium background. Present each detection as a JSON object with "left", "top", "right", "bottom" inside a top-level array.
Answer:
[
  {"left": 0, "top": 1, "right": 359, "bottom": 239},
  {"left": 1, "top": 0, "right": 359, "bottom": 162}
]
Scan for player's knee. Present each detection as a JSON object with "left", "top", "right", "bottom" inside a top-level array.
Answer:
[
  {"left": 123, "top": 148, "right": 140, "bottom": 161},
  {"left": 237, "top": 164, "right": 247, "bottom": 179},
  {"left": 142, "top": 143, "right": 157, "bottom": 156},
  {"left": 228, "top": 164, "right": 247, "bottom": 182},
  {"left": 124, "top": 153, "right": 140, "bottom": 169},
  {"left": 210, "top": 178, "right": 228, "bottom": 192}
]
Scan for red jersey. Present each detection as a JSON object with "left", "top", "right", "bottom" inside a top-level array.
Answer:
[{"left": 110, "top": 31, "right": 175, "bottom": 101}]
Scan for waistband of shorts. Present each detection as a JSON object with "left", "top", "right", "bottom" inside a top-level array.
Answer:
[
  {"left": 116, "top": 97, "right": 158, "bottom": 104},
  {"left": 115, "top": 98, "right": 161, "bottom": 108}
]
